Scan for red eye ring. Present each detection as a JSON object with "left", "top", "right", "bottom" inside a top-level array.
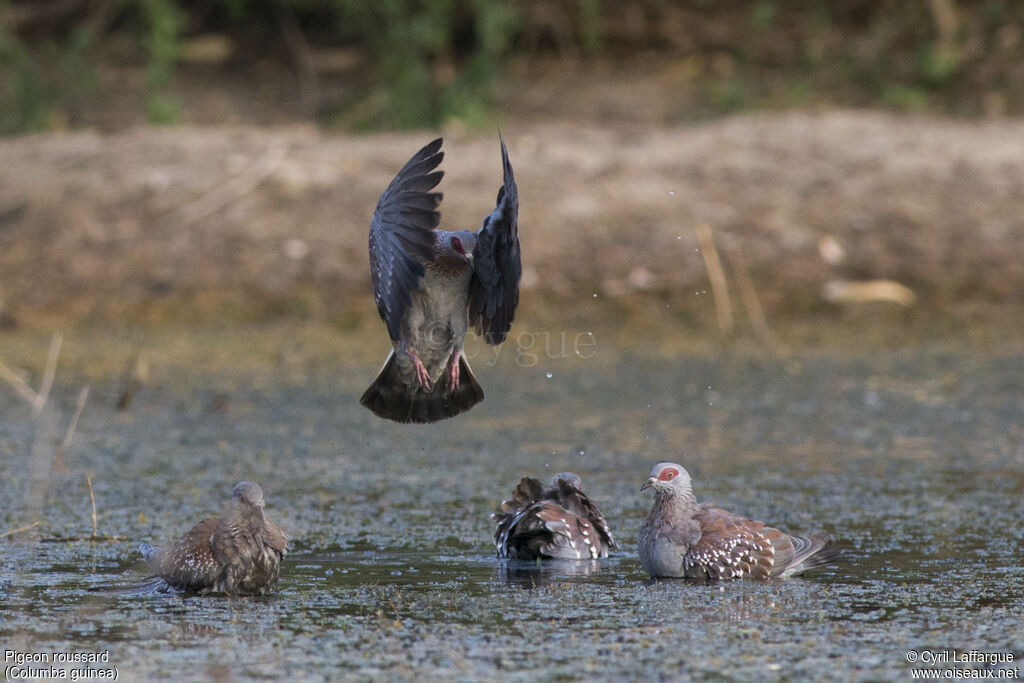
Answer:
[
  {"left": 659, "top": 468, "right": 678, "bottom": 481},
  {"left": 451, "top": 236, "right": 465, "bottom": 255}
]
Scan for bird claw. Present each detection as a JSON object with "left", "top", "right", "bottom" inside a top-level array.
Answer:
[
  {"left": 408, "top": 351, "right": 432, "bottom": 389},
  {"left": 447, "top": 350, "right": 461, "bottom": 392}
]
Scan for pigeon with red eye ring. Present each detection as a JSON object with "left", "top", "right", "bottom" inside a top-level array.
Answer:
[
  {"left": 360, "top": 136, "right": 521, "bottom": 424},
  {"left": 638, "top": 462, "right": 839, "bottom": 580},
  {"left": 493, "top": 473, "right": 617, "bottom": 560}
]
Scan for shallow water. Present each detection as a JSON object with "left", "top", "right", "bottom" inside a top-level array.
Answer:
[{"left": 2, "top": 346, "right": 1023, "bottom": 680}]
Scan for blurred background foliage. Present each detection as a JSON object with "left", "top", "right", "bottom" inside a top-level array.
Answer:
[{"left": 1, "top": 0, "right": 1023, "bottom": 134}]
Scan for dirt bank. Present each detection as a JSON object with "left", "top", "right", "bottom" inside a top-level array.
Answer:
[{"left": 1, "top": 111, "right": 1023, "bottom": 331}]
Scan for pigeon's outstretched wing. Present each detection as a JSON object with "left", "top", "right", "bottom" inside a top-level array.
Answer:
[
  {"left": 469, "top": 136, "right": 521, "bottom": 345},
  {"left": 369, "top": 138, "right": 444, "bottom": 341}
]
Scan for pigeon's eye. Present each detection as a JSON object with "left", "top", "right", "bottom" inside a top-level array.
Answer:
[
  {"left": 451, "top": 236, "right": 465, "bottom": 255},
  {"left": 659, "top": 469, "right": 678, "bottom": 481}
]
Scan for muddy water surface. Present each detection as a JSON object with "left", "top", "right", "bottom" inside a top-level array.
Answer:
[{"left": 1, "top": 344, "right": 1023, "bottom": 680}]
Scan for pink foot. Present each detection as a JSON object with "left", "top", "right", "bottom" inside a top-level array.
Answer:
[
  {"left": 408, "top": 350, "right": 431, "bottom": 389},
  {"left": 447, "top": 350, "right": 462, "bottom": 392}
]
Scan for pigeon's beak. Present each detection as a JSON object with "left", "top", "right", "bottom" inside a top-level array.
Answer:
[{"left": 641, "top": 477, "right": 656, "bottom": 492}]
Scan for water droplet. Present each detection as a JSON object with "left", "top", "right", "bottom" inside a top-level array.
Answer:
[
  {"left": 669, "top": 190, "right": 675, "bottom": 195},
  {"left": 325, "top": 569, "right": 334, "bottom": 576},
  {"left": 546, "top": 372, "right": 553, "bottom": 378},
  {"left": 579, "top": 450, "right": 585, "bottom": 456},
  {"left": 592, "top": 293, "right": 598, "bottom": 298}
]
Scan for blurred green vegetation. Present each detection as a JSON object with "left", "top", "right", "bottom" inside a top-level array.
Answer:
[
  {"left": 1, "top": 0, "right": 1023, "bottom": 133},
  {"left": 332, "top": 0, "right": 516, "bottom": 128}
]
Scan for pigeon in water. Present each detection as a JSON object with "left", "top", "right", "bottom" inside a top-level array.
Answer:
[
  {"left": 360, "top": 136, "right": 521, "bottom": 424},
  {"left": 494, "top": 473, "right": 616, "bottom": 560},
  {"left": 638, "top": 462, "right": 839, "bottom": 580},
  {"left": 138, "top": 481, "right": 287, "bottom": 595}
]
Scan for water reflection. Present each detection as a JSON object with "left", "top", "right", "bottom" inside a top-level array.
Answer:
[{"left": 496, "top": 558, "right": 608, "bottom": 589}]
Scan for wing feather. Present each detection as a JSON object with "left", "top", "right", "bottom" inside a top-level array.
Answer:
[
  {"left": 469, "top": 136, "right": 521, "bottom": 345},
  {"left": 688, "top": 507, "right": 775, "bottom": 579},
  {"left": 554, "top": 485, "right": 617, "bottom": 552},
  {"left": 369, "top": 139, "right": 444, "bottom": 341}
]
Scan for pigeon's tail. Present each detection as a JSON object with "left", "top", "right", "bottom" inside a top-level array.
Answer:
[
  {"left": 138, "top": 543, "right": 158, "bottom": 562},
  {"left": 776, "top": 532, "right": 841, "bottom": 578},
  {"left": 360, "top": 350, "right": 484, "bottom": 424}
]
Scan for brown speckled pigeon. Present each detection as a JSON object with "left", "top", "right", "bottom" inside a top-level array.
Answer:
[
  {"left": 638, "top": 463, "right": 839, "bottom": 580},
  {"left": 494, "top": 473, "right": 616, "bottom": 560},
  {"left": 138, "top": 481, "right": 287, "bottom": 595},
  {"left": 360, "top": 137, "right": 521, "bottom": 424}
]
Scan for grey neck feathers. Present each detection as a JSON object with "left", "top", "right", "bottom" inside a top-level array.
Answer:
[{"left": 654, "top": 488, "right": 697, "bottom": 515}]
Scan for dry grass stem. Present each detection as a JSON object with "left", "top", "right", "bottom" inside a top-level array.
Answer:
[
  {"left": 117, "top": 347, "right": 145, "bottom": 410},
  {"left": 727, "top": 247, "right": 782, "bottom": 356},
  {"left": 0, "top": 520, "right": 40, "bottom": 538},
  {"left": 0, "top": 358, "right": 39, "bottom": 406},
  {"left": 86, "top": 474, "right": 98, "bottom": 539},
  {"left": 695, "top": 224, "right": 734, "bottom": 337},
  {"left": 55, "top": 385, "right": 90, "bottom": 471},
  {"left": 61, "top": 386, "right": 90, "bottom": 451},
  {"left": 32, "top": 332, "right": 62, "bottom": 418}
]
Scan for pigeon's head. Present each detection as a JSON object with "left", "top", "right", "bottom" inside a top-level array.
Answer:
[
  {"left": 232, "top": 481, "right": 265, "bottom": 509},
  {"left": 550, "top": 472, "right": 584, "bottom": 491},
  {"left": 641, "top": 462, "right": 692, "bottom": 495},
  {"left": 442, "top": 230, "right": 476, "bottom": 264}
]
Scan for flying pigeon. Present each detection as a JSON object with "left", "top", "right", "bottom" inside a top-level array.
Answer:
[
  {"left": 638, "top": 462, "right": 839, "bottom": 579},
  {"left": 138, "top": 481, "right": 287, "bottom": 595},
  {"left": 360, "top": 137, "right": 521, "bottom": 423},
  {"left": 494, "top": 472, "right": 616, "bottom": 560}
]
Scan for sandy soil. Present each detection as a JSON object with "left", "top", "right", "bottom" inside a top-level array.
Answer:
[{"left": 1, "top": 111, "right": 1023, "bottom": 330}]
